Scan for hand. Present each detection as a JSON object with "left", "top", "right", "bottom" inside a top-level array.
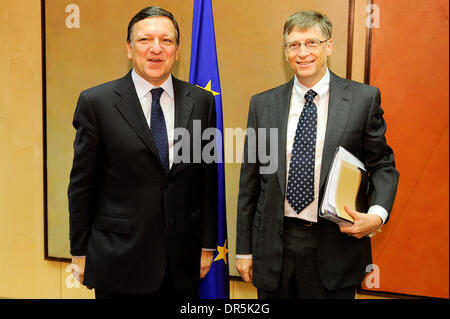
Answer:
[
  {"left": 339, "top": 205, "right": 383, "bottom": 239},
  {"left": 236, "top": 258, "right": 253, "bottom": 282},
  {"left": 71, "top": 256, "right": 86, "bottom": 286},
  {"left": 200, "top": 250, "right": 214, "bottom": 279}
]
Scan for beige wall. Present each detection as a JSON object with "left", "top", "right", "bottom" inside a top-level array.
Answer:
[
  {"left": 0, "top": 0, "right": 58, "bottom": 298},
  {"left": 0, "top": 0, "right": 386, "bottom": 299},
  {"left": 0, "top": 0, "right": 92, "bottom": 299}
]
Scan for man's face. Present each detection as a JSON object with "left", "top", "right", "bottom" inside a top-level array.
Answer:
[
  {"left": 285, "top": 24, "right": 332, "bottom": 87},
  {"left": 127, "top": 16, "right": 179, "bottom": 86}
]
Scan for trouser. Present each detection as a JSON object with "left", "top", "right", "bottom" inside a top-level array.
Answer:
[
  {"left": 95, "top": 266, "right": 199, "bottom": 300},
  {"left": 257, "top": 217, "right": 357, "bottom": 299}
]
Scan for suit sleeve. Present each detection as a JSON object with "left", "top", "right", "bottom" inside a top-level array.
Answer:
[
  {"left": 67, "top": 91, "right": 101, "bottom": 256},
  {"left": 201, "top": 93, "right": 219, "bottom": 249},
  {"left": 236, "top": 96, "right": 261, "bottom": 254},
  {"left": 363, "top": 87, "right": 399, "bottom": 224}
]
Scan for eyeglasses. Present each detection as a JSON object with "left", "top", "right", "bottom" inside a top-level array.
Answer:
[{"left": 285, "top": 39, "right": 330, "bottom": 52}]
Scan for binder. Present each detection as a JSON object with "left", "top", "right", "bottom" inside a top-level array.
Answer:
[{"left": 320, "top": 146, "right": 369, "bottom": 226}]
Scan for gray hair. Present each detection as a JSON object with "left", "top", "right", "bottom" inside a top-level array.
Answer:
[{"left": 283, "top": 11, "right": 332, "bottom": 43}]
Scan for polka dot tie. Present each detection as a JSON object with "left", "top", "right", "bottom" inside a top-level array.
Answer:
[
  {"left": 286, "top": 89, "right": 318, "bottom": 214},
  {"left": 150, "top": 87, "right": 169, "bottom": 175}
]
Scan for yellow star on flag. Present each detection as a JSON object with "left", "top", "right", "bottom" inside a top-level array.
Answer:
[
  {"left": 213, "top": 239, "right": 228, "bottom": 264},
  {"left": 196, "top": 80, "right": 220, "bottom": 96}
]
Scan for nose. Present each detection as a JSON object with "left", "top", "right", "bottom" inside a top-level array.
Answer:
[
  {"left": 150, "top": 39, "right": 163, "bottom": 54},
  {"left": 298, "top": 44, "right": 309, "bottom": 58}
]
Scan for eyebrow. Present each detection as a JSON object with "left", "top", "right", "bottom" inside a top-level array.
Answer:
[
  {"left": 136, "top": 32, "right": 174, "bottom": 38},
  {"left": 287, "top": 38, "right": 319, "bottom": 41}
]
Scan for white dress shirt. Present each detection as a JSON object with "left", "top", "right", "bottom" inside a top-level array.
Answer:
[
  {"left": 284, "top": 69, "right": 331, "bottom": 222},
  {"left": 236, "top": 69, "right": 387, "bottom": 259},
  {"left": 131, "top": 69, "right": 175, "bottom": 169},
  {"left": 132, "top": 70, "right": 215, "bottom": 253},
  {"left": 284, "top": 70, "right": 387, "bottom": 224}
]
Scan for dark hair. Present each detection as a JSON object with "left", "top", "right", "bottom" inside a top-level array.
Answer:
[{"left": 127, "top": 6, "right": 180, "bottom": 45}]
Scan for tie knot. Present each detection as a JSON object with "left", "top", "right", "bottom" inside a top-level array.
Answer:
[
  {"left": 150, "top": 87, "right": 164, "bottom": 101},
  {"left": 304, "top": 90, "right": 317, "bottom": 103}
]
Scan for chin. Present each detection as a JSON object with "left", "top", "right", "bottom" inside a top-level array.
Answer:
[
  {"left": 297, "top": 70, "right": 315, "bottom": 78},
  {"left": 144, "top": 72, "right": 164, "bottom": 81}
]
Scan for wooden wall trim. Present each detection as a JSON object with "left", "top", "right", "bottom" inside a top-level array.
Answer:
[
  {"left": 364, "top": 0, "right": 374, "bottom": 84},
  {"left": 346, "top": 0, "right": 356, "bottom": 79},
  {"left": 41, "top": 0, "right": 51, "bottom": 261}
]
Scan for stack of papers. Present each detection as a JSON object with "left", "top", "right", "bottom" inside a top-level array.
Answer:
[{"left": 320, "top": 147, "right": 369, "bottom": 226}]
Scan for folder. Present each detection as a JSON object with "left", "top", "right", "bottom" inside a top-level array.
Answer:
[{"left": 320, "top": 146, "right": 369, "bottom": 226}]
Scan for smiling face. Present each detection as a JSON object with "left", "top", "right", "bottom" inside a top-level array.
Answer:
[
  {"left": 127, "top": 16, "right": 179, "bottom": 86},
  {"left": 285, "top": 24, "right": 332, "bottom": 88}
]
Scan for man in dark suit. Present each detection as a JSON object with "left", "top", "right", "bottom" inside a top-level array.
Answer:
[
  {"left": 68, "top": 6, "right": 218, "bottom": 299},
  {"left": 236, "top": 11, "right": 399, "bottom": 299}
]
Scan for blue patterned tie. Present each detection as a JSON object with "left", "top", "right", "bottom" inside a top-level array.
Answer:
[
  {"left": 150, "top": 88, "right": 169, "bottom": 175},
  {"left": 286, "top": 89, "right": 318, "bottom": 214}
]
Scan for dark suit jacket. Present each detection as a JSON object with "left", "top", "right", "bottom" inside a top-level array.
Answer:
[
  {"left": 68, "top": 71, "right": 218, "bottom": 294},
  {"left": 236, "top": 71, "right": 399, "bottom": 291}
]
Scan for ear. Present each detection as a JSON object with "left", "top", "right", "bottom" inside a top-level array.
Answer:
[
  {"left": 126, "top": 41, "right": 132, "bottom": 60},
  {"left": 175, "top": 45, "right": 180, "bottom": 61},
  {"left": 326, "top": 38, "right": 333, "bottom": 57}
]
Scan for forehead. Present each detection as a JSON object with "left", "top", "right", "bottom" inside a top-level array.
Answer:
[
  {"left": 286, "top": 24, "right": 325, "bottom": 40},
  {"left": 132, "top": 16, "right": 176, "bottom": 37}
]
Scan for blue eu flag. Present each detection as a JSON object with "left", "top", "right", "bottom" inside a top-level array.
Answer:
[{"left": 189, "top": 0, "right": 229, "bottom": 299}]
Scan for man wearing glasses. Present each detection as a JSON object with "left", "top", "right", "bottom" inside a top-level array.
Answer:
[{"left": 236, "top": 11, "right": 398, "bottom": 299}]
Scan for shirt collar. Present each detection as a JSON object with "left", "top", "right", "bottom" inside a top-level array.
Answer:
[
  {"left": 131, "top": 69, "right": 174, "bottom": 100},
  {"left": 293, "top": 68, "right": 330, "bottom": 101}
]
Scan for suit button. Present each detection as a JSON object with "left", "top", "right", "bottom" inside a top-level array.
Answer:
[{"left": 279, "top": 230, "right": 283, "bottom": 237}]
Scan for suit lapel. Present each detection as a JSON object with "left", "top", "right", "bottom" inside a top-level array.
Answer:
[
  {"left": 112, "top": 73, "right": 195, "bottom": 174},
  {"left": 273, "top": 79, "right": 294, "bottom": 199},
  {"left": 172, "top": 77, "right": 195, "bottom": 136},
  {"left": 171, "top": 77, "right": 195, "bottom": 173},
  {"left": 319, "top": 71, "right": 353, "bottom": 189},
  {"left": 112, "top": 71, "right": 160, "bottom": 161}
]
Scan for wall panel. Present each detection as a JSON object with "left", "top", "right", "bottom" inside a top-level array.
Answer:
[
  {"left": 362, "top": 0, "right": 449, "bottom": 298},
  {"left": 0, "top": 0, "right": 60, "bottom": 298}
]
